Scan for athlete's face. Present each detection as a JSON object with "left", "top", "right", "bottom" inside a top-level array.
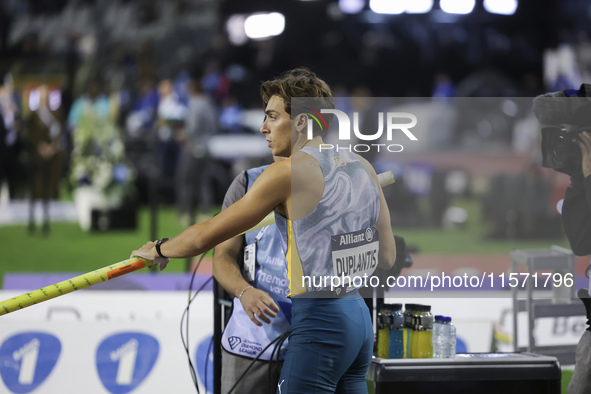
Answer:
[{"left": 260, "top": 95, "right": 292, "bottom": 157}]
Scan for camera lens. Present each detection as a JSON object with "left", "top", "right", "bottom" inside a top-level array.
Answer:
[{"left": 551, "top": 135, "right": 566, "bottom": 166}]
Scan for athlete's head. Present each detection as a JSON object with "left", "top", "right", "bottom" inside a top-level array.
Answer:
[{"left": 260, "top": 68, "right": 334, "bottom": 157}]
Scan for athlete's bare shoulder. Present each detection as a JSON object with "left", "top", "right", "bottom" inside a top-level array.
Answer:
[
  {"left": 290, "top": 150, "right": 322, "bottom": 182},
  {"left": 251, "top": 158, "right": 291, "bottom": 192},
  {"left": 291, "top": 150, "right": 320, "bottom": 172},
  {"left": 265, "top": 157, "right": 291, "bottom": 177}
]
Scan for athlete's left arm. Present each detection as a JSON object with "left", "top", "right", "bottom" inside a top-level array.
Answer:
[
  {"left": 131, "top": 161, "right": 291, "bottom": 262},
  {"left": 358, "top": 156, "right": 396, "bottom": 270}
]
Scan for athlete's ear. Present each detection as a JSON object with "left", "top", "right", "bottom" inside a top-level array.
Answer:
[{"left": 294, "top": 113, "right": 308, "bottom": 134}]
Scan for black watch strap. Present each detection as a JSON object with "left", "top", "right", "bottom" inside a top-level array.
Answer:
[{"left": 156, "top": 238, "right": 170, "bottom": 259}]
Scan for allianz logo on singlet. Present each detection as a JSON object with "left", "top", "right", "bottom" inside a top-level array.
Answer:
[{"left": 339, "top": 232, "right": 365, "bottom": 245}]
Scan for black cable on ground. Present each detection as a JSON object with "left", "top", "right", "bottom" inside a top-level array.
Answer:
[
  {"left": 226, "top": 331, "right": 288, "bottom": 394},
  {"left": 180, "top": 251, "right": 212, "bottom": 393}
]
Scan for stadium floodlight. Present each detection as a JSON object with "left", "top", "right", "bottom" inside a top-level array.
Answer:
[
  {"left": 339, "top": 0, "right": 365, "bottom": 14},
  {"left": 406, "top": 0, "right": 433, "bottom": 14},
  {"left": 440, "top": 0, "right": 475, "bottom": 14},
  {"left": 244, "top": 12, "right": 285, "bottom": 40},
  {"left": 483, "top": 0, "right": 518, "bottom": 15},
  {"left": 369, "top": 0, "right": 405, "bottom": 15}
]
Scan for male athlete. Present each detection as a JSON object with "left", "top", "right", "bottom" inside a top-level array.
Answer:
[{"left": 131, "top": 68, "right": 396, "bottom": 393}]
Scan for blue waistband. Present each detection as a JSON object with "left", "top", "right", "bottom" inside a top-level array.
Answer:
[{"left": 291, "top": 289, "right": 361, "bottom": 305}]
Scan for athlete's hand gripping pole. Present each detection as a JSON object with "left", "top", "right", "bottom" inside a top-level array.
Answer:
[{"left": 0, "top": 171, "right": 395, "bottom": 317}]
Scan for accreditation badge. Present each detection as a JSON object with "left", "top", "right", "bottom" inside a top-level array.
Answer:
[{"left": 243, "top": 243, "right": 256, "bottom": 282}]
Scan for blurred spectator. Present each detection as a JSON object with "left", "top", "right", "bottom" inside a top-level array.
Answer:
[
  {"left": 0, "top": 75, "right": 21, "bottom": 201},
  {"left": 543, "top": 43, "right": 583, "bottom": 91},
  {"left": 67, "top": 80, "right": 110, "bottom": 131},
  {"left": 126, "top": 78, "right": 158, "bottom": 138},
  {"left": 432, "top": 73, "right": 456, "bottom": 98},
  {"left": 25, "top": 85, "right": 63, "bottom": 235},
  {"left": 156, "top": 78, "right": 185, "bottom": 202},
  {"left": 202, "top": 61, "right": 231, "bottom": 105},
  {"left": 173, "top": 66, "right": 191, "bottom": 106},
  {"left": 219, "top": 96, "right": 243, "bottom": 134},
  {"left": 176, "top": 79, "right": 218, "bottom": 225},
  {"left": 157, "top": 78, "right": 186, "bottom": 121}
]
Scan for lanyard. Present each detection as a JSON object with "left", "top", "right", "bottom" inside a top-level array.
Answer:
[{"left": 254, "top": 226, "right": 269, "bottom": 244}]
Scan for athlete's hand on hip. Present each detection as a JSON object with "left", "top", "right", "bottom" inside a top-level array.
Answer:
[
  {"left": 240, "top": 288, "right": 280, "bottom": 326},
  {"left": 130, "top": 241, "right": 171, "bottom": 271}
]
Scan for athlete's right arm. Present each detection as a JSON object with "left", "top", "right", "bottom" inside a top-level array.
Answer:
[{"left": 131, "top": 161, "right": 291, "bottom": 262}]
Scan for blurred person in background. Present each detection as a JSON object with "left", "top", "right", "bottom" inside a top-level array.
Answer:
[
  {"left": 176, "top": 79, "right": 217, "bottom": 225},
  {"left": 213, "top": 157, "right": 290, "bottom": 394},
  {"left": 219, "top": 95, "right": 244, "bottom": 134},
  {"left": 125, "top": 77, "right": 159, "bottom": 139},
  {"left": 202, "top": 60, "right": 231, "bottom": 105},
  {"left": 156, "top": 78, "right": 186, "bottom": 203},
  {"left": 25, "top": 85, "right": 63, "bottom": 235},
  {"left": 431, "top": 73, "right": 457, "bottom": 98},
  {"left": 173, "top": 64, "right": 191, "bottom": 106},
  {"left": 67, "top": 79, "right": 110, "bottom": 132},
  {"left": 0, "top": 74, "right": 22, "bottom": 201}
]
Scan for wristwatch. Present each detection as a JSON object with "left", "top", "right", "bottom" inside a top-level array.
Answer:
[{"left": 155, "top": 238, "right": 170, "bottom": 259}]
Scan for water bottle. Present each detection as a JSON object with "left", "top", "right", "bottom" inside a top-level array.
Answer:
[
  {"left": 432, "top": 315, "right": 444, "bottom": 358},
  {"left": 388, "top": 304, "right": 404, "bottom": 359},
  {"left": 440, "top": 316, "right": 456, "bottom": 358}
]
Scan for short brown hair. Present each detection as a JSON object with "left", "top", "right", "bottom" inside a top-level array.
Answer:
[{"left": 260, "top": 68, "right": 334, "bottom": 135}]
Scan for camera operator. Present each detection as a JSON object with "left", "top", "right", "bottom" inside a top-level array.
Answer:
[
  {"left": 565, "top": 129, "right": 591, "bottom": 394},
  {"left": 534, "top": 85, "right": 591, "bottom": 394},
  {"left": 562, "top": 129, "right": 591, "bottom": 256}
]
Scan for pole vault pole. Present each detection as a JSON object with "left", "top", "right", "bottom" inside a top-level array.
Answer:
[
  {"left": 0, "top": 257, "right": 152, "bottom": 316},
  {"left": 0, "top": 171, "right": 395, "bottom": 317}
]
